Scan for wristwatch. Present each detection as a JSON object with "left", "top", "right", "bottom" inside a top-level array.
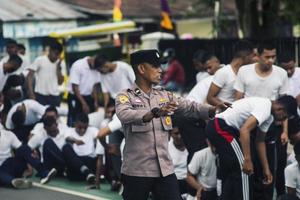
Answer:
[{"left": 151, "top": 107, "right": 160, "bottom": 118}]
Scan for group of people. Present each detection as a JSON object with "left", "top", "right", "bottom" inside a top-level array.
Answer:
[{"left": 0, "top": 37, "right": 300, "bottom": 200}]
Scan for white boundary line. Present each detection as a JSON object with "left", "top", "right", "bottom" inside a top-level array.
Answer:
[{"left": 33, "top": 182, "right": 110, "bottom": 200}]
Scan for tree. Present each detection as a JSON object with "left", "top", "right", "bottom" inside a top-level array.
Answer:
[{"left": 193, "top": 0, "right": 300, "bottom": 39}]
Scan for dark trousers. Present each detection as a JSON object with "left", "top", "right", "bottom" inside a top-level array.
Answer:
[
  {"left": 43, "top": 138, "right": 66, "bottom": 174},
  {"left": 35, "top": 93, "right": 61, "bottom": 107},
  {"left": 62, "top": 144, "right": 96, "bottom": 181},
  {"left": 0, "top": 145, "right": 46, "bottom": 186},
  {"left": 67, "top": 94, "right": 95, "bottom": 126},
  {"left": 201, "top": 189, "right": 218, "bottom": 200},
  {"left": 121, "top": 173, "right": 182, "bottom": 200},
  {"left": 252, "top": 142, "right": 276, "bottom": 200},
  {"left": 206, "top": 118, "right": 252, "bottom": 200},
  {"left": 108, "top": 130, "right": 124, "bottom": 180},
  {"left": 276, "top": 142, "right": 287, "bottom": 196},
  {"left": 178, "top": 179, "right": 188, "bottom": 195},
  {"left": 252, "top": 123, "right": 283, "bottom": 200}
]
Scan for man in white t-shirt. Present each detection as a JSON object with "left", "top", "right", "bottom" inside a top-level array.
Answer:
[
  {"left": 29, "top": 115, "right": 69, "bottom": 179},
  {"left": 186, "top": 140, "right": 217, "bottom": 200},
  {"left": 0, "top": 54, "right": 23, "bottom": 116},
  {"left": 26, "top": 42, "right": 64, "bottom": 106},
  {"left": 95, "top": 55, "right": 135, "bottom": 114},
  {"left": 193, "top": 50, "right": 209, "bottom": 83},
  {"left": 0, "top": 129, "right": 57, "bottom": 188},
  {"left": 284, "top": 142, "right": 300, "bottom": 199},
  {"left": 207, "top": 40, "right": 254, "bottom": 108},
  {"left": 206, "top": 96, "right": 289, "bottom": 200},
  {"left": 280, "top": 55, "right": 300, "bottom": 107},
  {"left": 1, "top": 39, "right": 29, "bottom": 110},
  {"left": 96, "top": 55, "right": 134, "bottom": 188},
  {"left": 186, "top": 53, "right": 222, "bottom": 103},
  {"left": 67, "top": 54, "right": 103, "bottom": 126},
  {"left": 0, "top": 39, "right": 29, "bottom": 75},
  {"left": 168, "top": 126, "right": 188, "bottom": 197},
  {"left": 64, "top": 113, "right": 104, "bottom": 186},
  {"left": 234, "top": 41, "right": 289, "bottom": 200},
  {"left": 5, "top": 99, "right": 66, "bottom": 142},
  {"left": 0, "top": 55, "right": 23, "bottom": 93}
]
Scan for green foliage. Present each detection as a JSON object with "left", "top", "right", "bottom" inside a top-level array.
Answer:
[{"left": 282, "top": 0, "right": 300, "bottom": 25}]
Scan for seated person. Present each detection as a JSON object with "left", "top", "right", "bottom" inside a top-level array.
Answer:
[
  {"left": 5, "top": 99, "right": 66, "bottom": 142},
  {"left": 28, "top": 115, "right": 68, "bottom": 177},
  {"left": 65, "top": 113, "right": 104, "bottom": 187},
  {"left": 0, "top": 128, "right": 56, "bottom": 188}
]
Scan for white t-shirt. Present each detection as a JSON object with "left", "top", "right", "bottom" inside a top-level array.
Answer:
[
  {"left": 168, "top": 139, "right": 188, "bottom": 180},
  {"left": 0, "top": 129, "right": 22, "bottom": 166},
  {"left": 186, "top": 76, "right": 213, "bottom": 103},
  {"left": 66, "top": 126, "right": 104, "bottom": 157},
  {"left": 6, "top": 99, "right": 46, "bottom": 130},
  {"left": 288, "top": 67, "right": 300, "bottom": 98},
  {"left": 285, "top": 162, "right": 300, "bottom": 198},
  {"left": 234, "top": 64, "right": 288, "bottom": 100},
  {"left": 196, "top": 71, "right": 210, "bottom": 83},
  {"left": 28, "top": 123, "right": 68, "bottom": 160},
  {"left": 67, "top": 57, "right": 101, "bottom": 95},
  {"left": 212, "top": 64, "right": 236, "bottom": 103},
  {"left": 28, "top": 55, "right": 64, "bottom": 96},
  {"left": 99, "top": 61, "right": 135, "bottom": 99},
  {"left": 188, "top": 147, "right": 217, "bottom": 189},
  {"left": 108, "top": 114, "right": 122, "bottom": 132},
  {"left": 1, "top": 54, "right": 30, "bottom": 75},
  {"left": 0, "top": 61, "right": 9, "bottom": 92},
  {"left": 216, "top": 97, "right": 273, "bottom": 132}
]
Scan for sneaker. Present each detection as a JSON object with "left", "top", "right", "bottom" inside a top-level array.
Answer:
[
  {"left": 11, "top": 178, "right": 32, "bottom": 189},
  {"left": 111, "top": 180, "right": 122, "bottom": 191},
  {"left": 40, "top": 168, "right": 57, "bottom": 184},
  {"left": 86, "top": 173, "right": 96, "bottom": 184}
]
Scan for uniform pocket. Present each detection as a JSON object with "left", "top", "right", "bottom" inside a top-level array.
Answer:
[{"left": 131, "top": 123, "right": 151, "bottom": 133}]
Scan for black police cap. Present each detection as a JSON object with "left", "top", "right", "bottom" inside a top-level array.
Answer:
[{"left": 130, "top": 49, "right": 167, "bottom": 68}]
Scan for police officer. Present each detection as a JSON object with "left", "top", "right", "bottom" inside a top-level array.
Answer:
[{"left": 115, "top": 49, "right": 218, "bottom": 200}]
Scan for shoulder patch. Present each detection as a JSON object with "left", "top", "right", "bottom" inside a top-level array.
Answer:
[{"left": 119, "top": 95, "right": 129, "bottom": 104}]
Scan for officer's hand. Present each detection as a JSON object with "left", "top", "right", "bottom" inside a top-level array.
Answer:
[
  {"left": 159, "top": 101, "right": 178, "bottom": 116},
  {"left": 216, "top": 102, "right": 232, "bottom": 112},
  {"left": 242, "top": 158, "right": 254, "bottom": 175},
  {"left": 262, "top": 168, "right": 273, "bottom": 185}
]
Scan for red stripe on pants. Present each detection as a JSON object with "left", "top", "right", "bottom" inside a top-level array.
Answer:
[{"left": 214, "top": 118, "right": 234, "bottom": 143}]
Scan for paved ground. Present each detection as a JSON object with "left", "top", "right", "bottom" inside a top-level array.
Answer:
[
  {"left": 0, "top": 177, "right": 122, "bottom": 200},
  {"left": 0, "top": 187, "right": 92, "bottom": 200}
]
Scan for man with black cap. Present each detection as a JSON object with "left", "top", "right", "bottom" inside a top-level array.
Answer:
[{"left": 115, "top": 49, "right": 219, "bottom": 200}]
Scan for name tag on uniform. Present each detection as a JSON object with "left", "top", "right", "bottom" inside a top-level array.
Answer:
[{"left": 132, "top": 98, "right": 145, "bottom": 108}]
